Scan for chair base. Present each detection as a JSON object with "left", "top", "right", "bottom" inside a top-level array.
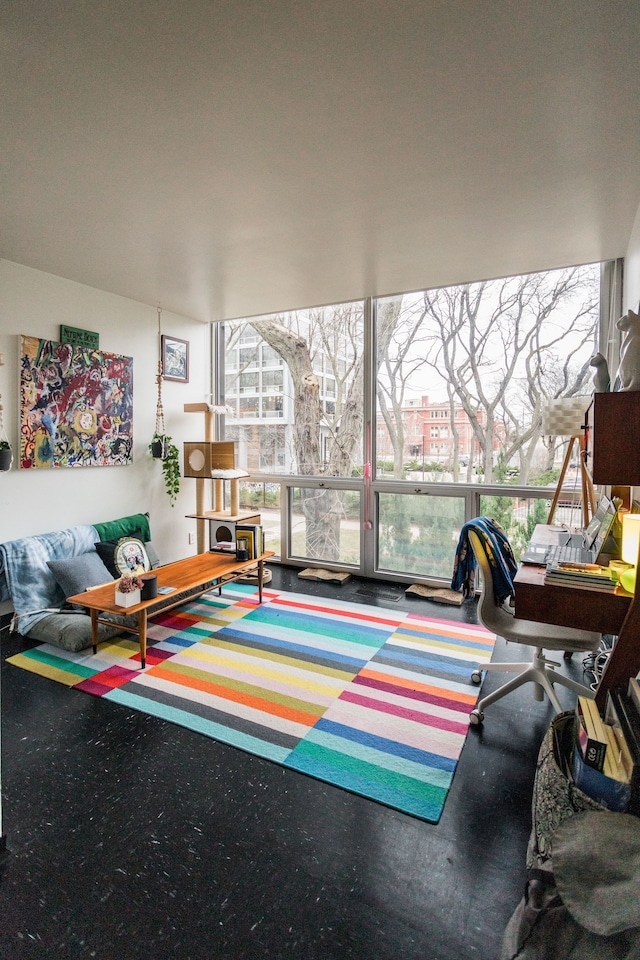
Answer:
[{"left": 469, "top": 648, "right": 593, "bottom": 724}]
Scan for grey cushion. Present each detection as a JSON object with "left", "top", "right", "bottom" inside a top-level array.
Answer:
[
  {"left": 26, "top": 613, "right": 122, "bottom": 652},
  {"left": 47, "top": 551, "right": 113, "bottom": 606},
  {"left": 144, "top": 541, "right": 161, "bottom": 569}
]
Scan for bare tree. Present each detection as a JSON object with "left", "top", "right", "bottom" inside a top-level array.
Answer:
[
  {"left": 249, "top": 304, "right": 365, "bottom": 559},
  {"left": 384, "top": 267, "right": 598, "bottom": 483},
  {"left": 377, "top": 298, "right": 421, "bottom": 477},
  {"left": 224, "top": 266, "right": 598, "bottom": 561}
]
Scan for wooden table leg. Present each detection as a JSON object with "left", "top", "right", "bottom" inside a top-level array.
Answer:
[
  {"left": 91, "top": 609, "right": 99, "bottom": 654},
  {"left": 139, "top": 609, "right": 148, "bottom": 669},
  {"left": 258, "top": 559, "right": 264, "bottom": 602}
]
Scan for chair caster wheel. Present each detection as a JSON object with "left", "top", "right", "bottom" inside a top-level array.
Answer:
[
  {"left": 471, "top": 670, "right": 483, "bottom": 685},
  {"left": 469, "top": 709, "right": 484, "bottom": 725}
]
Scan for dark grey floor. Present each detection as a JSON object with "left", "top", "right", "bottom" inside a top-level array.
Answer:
[{"left": 0, "top": 566, "right": 592, "bottom": 960}]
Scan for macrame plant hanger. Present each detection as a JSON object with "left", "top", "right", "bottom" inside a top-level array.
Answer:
[
  {"left": 152, "top": 306, "right": 166, "bottom": 458},
  {"left": 0, "top": 350, "right": 12, "bottom": 470}
]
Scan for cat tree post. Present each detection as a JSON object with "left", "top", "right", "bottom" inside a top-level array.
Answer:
[{"left": 184, "top": 403, "right": 215, "bottom": 553}]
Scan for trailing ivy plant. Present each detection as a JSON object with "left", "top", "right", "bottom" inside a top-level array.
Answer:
[{"left": 149, "top": 432, "right": 180, "bottom": 506}]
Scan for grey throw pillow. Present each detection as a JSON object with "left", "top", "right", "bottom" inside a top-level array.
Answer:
[
  {"left": 47, "top": 552, "right": 114, "bottom": 607},
  {"left": 27, "top": 613, "right": 122, "bottom": 652},
  {"left": 144, "top": 541, "right": 161, "bottom": 569}
]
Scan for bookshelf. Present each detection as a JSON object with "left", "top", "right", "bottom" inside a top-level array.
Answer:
[
  {"left": 587, "top": 391, "right": 640, "bottom": 707},
  {"left": 591, "top": 390, "right": 640, "bottom": 504},
  {"left": 185, "top": 511, "right": 261, "bottom": 552}
]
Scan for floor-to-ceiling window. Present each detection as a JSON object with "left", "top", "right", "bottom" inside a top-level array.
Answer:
[
  {"left": 374, "top": 263, "right": 603, "bottom": 576},
  {"left": 221, "top": 301, "right": 365, "bottom": 566},
  {"left": 215, "top": 261, "right": 612, "bottom": 583}
]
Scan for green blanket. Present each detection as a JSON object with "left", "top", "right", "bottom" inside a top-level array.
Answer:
[{"left": 93, "top": 512, "right": 151, "bottom": 543}]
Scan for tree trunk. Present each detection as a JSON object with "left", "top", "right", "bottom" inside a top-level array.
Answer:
[{"left": 251, "top": 318, "right": 365, "bottom": 561}]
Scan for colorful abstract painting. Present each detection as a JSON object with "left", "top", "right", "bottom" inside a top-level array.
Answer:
[{"left": 19, "top": 335, "right": 133, "bottom": 469}]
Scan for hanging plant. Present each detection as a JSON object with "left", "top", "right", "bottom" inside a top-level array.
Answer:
[
  {"left": 150, "top": 306, "right": 180, "bottom": 504},
  {"left": 149, "top": 432, "right": 180, "bottom": 506}
]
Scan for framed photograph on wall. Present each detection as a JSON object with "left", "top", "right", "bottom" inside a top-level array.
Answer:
[{"left": 161, "top": 335, "right": 189, "bottom": 382}]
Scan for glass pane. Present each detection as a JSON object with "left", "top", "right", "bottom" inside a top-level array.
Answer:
[
  {"left": 239, "top": 371, "right": 258, "bottom": 393},
  {"left": 375, "top": 264, "right": 600, "bottom": 486},
  {"left": 224, "top": 301, "right": 364, "bottom": 478},
  {"left": 234, "top": 424, "right": 287, "bottom": 473},
  {"left": 477, "top": 493, "right": 585, "bottom": 563},
  {"left": 261, "top": 396, "right": 283, "bottom": 418},
  {"left": 290, "top": 487, "right": 361, "bottom": 565},
  {"left": 238, "top": 481, "right": 282, "bottom": 558},
  {"left": 262, "top": 369, "right": 283, "bottom": 392},
  {"left": 377, "top": 492, "right": 465, "bottom": 578}
]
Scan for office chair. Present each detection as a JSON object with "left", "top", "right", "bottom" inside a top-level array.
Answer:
[{"left": 467, "top": 529, "right": 601, "bottom": 725}]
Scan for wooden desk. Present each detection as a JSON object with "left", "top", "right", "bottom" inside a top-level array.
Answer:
[
  {"left": 514, "top": 525, "right": 638, "bottom": 708},
  {"left": 514, "top": 525, "right": 631, "bottom": 634},
  {"left": 515, "top": 563, "right": 631, "bottom": 635},
  {"left": 68, "top": 551, "right": 274, "bottom": 669}
]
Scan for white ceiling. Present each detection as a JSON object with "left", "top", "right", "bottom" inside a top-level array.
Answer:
[{"left": 3, "top": 0, "right": 640, "bottom": 323}]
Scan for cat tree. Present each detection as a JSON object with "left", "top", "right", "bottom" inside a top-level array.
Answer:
[{"left": 183, "top": 403, "right": 251, "bottom": 553}]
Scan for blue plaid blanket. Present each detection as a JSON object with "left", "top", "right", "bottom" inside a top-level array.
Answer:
[
  {"left": 451, "top": 517, "right": 517, "bottom": 604},
  {"left": 0, "top": 525, "right": 99, "bottom": 634},
  {"left": 0, "top": 513, "right": 152, "bottom": 632}
]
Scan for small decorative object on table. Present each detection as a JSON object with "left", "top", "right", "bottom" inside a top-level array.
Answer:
[
  {"left": 236, "top": 536, "right": 249, "bottom": 562},
  {"left": 140, "top": 572, "right": 158, "bottom": 600},
  {"left": 115, "top": 572, "right": 144, "bottom": 608}
]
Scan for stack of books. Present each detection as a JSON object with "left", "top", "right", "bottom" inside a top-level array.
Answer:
[
  {"left": 235, "top": 523, "right": 264, "bottom": 560},
  {"left": 544, "top": 560, "right": 617, "bottom": 592},
  {"left": 571, "top": 683, "right": 640, "bottom": 814}
]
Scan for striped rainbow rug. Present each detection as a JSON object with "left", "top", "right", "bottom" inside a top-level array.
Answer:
[{"left": 7, "top": 584, "right": 495, "bottom": 822}]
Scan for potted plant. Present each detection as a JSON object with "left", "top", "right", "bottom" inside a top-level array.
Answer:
[
  {"left": 0, "top": 440, "right": 12, "bottom": 472},
  {"left": 115, "top": 571, "right": 144, "bottom": 608},
  {"left": 149, "top": 432, "right": 180, "bottom": 506},
  {"left": 150, "top": 435, "right": 166, "bottom": 459}
]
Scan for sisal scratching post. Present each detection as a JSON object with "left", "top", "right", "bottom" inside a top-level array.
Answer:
[{"left": 230, "top": 478, "right": 240, "bottom": 516}]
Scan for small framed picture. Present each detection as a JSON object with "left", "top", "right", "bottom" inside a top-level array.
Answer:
[{"left": 161, "top": 335, "right": 189, "bottom": 382}]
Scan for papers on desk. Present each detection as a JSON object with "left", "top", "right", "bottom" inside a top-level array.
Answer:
[{"left": 544, "top": 560, "right": 617, "bottom": 592}]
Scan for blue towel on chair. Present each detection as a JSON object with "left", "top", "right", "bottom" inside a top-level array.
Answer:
[{"left": 451, "top": 517, "right": 517, "bottom": 604}]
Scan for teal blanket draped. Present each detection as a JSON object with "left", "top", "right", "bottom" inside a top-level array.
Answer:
[{"left": 451, "top": 516, "right": 517, "bottom": 604}]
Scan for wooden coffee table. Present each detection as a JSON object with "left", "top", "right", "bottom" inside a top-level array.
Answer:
[{"left": 68, "top": 551, "right": 274, "bottom": 668}]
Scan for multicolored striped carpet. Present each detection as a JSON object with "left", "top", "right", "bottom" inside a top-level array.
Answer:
[{"left": 7, "top": 584, "right": 495, "bottom": 822}]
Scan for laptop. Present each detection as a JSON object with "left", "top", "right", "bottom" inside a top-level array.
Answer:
[{"left": 521, "top": 496, "right": 617, "bottom": 566}]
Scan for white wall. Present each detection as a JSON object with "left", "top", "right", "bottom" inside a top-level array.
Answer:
[
  {"left": 0, "top": 260, "right": 210, "bottom": 564},
  {"left": 625, "top": 202, "right": 640, "bottom": 312}
]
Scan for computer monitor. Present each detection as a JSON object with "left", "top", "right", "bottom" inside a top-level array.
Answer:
[{"left": 584, "top": 496, "right": 613, "bottom": 548}]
